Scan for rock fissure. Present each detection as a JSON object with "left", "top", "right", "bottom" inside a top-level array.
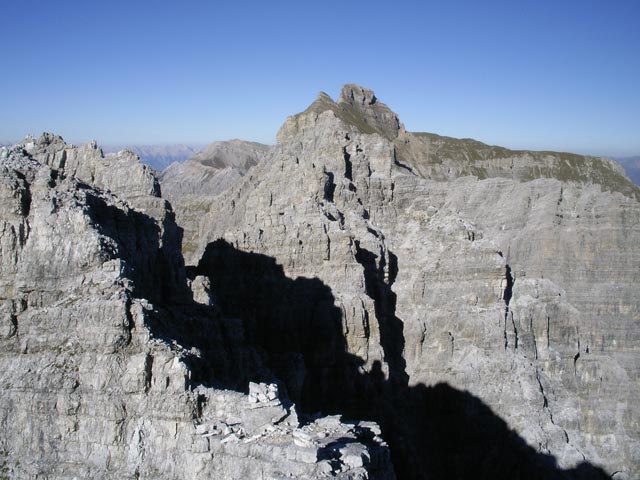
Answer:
[
  {"left": 530, "top": 315, "right": 538, "bottom": 360},
  {"left": 323, "top": 170, "right": 336, "bottom": 203},
  {"left": 343, "top": 146, "right": 353, "bottom": 181}
]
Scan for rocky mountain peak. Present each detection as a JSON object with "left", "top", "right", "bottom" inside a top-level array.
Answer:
[
  {"left": 338, "top": 84, "right": 378, "bottom": 106},
  {"left": 336, "top": 84, "right": 403, "bottom": 140},
  {"left": 158, "top": 139, "right": 272, "bottom": 258},
  {"left": 0, "top": 135, "right": 393, "bottom": 478},
  {"left": 36, "top": 132, "right": 65, "bottom": 146},
  {"left": 313, "top": 91, "right": 335, "bottom": 105},
  {"left": 185, "top": 84, "right": 640, "bottom": 479},
  {"left": 277, "top": 84, "right": 403, "bottom": 143},
  {"left": 188, "top": 139, "right": 270, "bottom": 171}
]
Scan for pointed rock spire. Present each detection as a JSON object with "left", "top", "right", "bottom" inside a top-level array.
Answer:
[{"left": 278, "top": 84, "right": 404, "bottom": 143}]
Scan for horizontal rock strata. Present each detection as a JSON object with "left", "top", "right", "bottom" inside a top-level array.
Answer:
[{"left": 0, "top": 135, "right": 393, "bottom": 479}]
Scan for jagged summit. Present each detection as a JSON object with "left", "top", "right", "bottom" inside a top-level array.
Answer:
[
  {"left": 11, "top": 132, "right": 161, "bottom": 202},
  {"left": 0, "top": 135, "right": 394, "bottom": 479},
  {"left": 281, "top": 84, "right": 402, "bottom": 142},
  {"left": 279, "top": 85, "right": 638, "bottom": 199},
  {"left": 337, "top": 84, "right": 379, "bottom": 106},
  {"left": 313, "top": 91, "right": 334, "bottom": 105},
  {"left": 336, "top": 84, "right": 403, "bottom": 140},
  {"left": 4, "top": 84, "right": 640, "bottom": 478}
]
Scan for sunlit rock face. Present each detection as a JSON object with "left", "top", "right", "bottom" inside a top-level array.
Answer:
[
  {"left": 186, "top": 85, "right": 639, "bottom": 479},
  {"left": 0, "top": 136, "right": 394, "bottom": 480}
]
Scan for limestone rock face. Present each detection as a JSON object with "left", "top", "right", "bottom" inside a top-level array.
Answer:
[
  {"left": 190, "top": 85, "right": 639, "bottom": 479},
  {"left": 25, "top": 133, "right": 161, "bottom": 202},
  {"left": 3, "top": 83, "right": 638, "bottom": 479},
  {"left": 0, "top": 137, "right": 394, "bottom": 479}
]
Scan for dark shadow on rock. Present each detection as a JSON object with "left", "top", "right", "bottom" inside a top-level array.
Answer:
[
  {"left": 387, "top": 380, "right": 611, "bottom": 480},
  {"left": 183, "top": 239, "right": 610, "bottom": 480},
  {"left": 83, "top": 190, "right": 263, "bottom": 390},
  {"left": 192, "top": 238, "right": 361, "bottom": 408},
  {"left": 354, "top": 242, "right": 408, "bottom": 389},
  {"left": 84, "top": 190, "right": 188, "bottom": 304}
]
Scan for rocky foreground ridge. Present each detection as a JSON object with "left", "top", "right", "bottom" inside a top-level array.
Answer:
[
  {"left": 1, "top": 84, "right": 639, "bottom": 480},
  {"left": 0, "top": 135, "right": 393, "bottom": 479}
]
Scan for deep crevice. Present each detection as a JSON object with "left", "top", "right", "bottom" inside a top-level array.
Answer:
[
  {"left": 8, "top": 314, "right": 18, "bottom": 338},
  {"left": 536, "top": 370, "right": 549, "bottom": 409},
  {"left": 324, "top": 171, "right": 336, "bottom": 202},
  {"left": 531, "top": 315, "right": 538, "bottom": 360},
  {"left": 393, "top": 147, "right": 416, "bottom": 174},
  {"left": 15, "top": 171, "right": 32, "bottom": 217},
  {"left": 503, "top": 264, "right": 514, "bottom": 307},
  {"left": 143, "top": 353, "right": 154, "bottom": 394},
  {"left": 503, "top": 264, "right": 515, "bottom": 350},
  {"left": 353, "top": 241, "right": 407, "bottom": 386},
  {"left": 547, "top": 316, "right": 551, "bottom": 349},
  {"left": 343, "top": 147, "right": 353, "bottom": 181}
]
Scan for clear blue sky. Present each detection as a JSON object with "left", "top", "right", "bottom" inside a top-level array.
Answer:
[{"left": 1, "top": 0, "right": 639, "bottom": 156}]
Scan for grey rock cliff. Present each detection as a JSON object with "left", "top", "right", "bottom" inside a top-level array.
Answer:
[
  {"left": 0, "top": 135, "right": 393, "bottom": 479},
  {"left": 187, "top": 85, "right": 639, "bottom": 479}
]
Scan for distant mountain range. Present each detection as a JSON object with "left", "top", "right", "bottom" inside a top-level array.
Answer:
[
  {"left": 4, "top": 140, "right": 640, "bottom": 187},
  {"left": 613, "top": 156, "right": 640, "bottom": 185},
  {"left": 101, "top": 144, "right": 206, "bottom": 171}
]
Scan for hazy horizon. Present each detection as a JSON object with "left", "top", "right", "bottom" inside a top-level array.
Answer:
[
  {"left": 1, "top": 1, "right": 639, "bottom": 156},
  {"left": 2, "top": 128, "right": 637, "bottom": 160}
]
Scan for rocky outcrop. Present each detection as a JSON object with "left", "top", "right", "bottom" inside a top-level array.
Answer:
[
  {"left": 190, "top": 85, "right": 639, "bottom": 479},
  {"left": 159, "top": 140, "right": 271, "bottom": 259},
  {"left": 0, "top": 135, "right": 393, "bottom": 479}
]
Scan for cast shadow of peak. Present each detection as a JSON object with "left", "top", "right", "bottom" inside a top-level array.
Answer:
[
  {"left": 194, "top": 238, "right": 359, "bottom": 406},
  {"left": 84, "top": 189, "right": 188, "bottom": 304},
  {"left": 187, "top": 239, "right": 610, "bottom": 480},
  {"left": 394, "top": 379, "right": 610, "bottom": 480}
]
